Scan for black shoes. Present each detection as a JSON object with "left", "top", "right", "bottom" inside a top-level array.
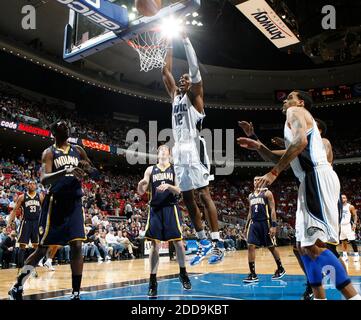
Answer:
[
  {"left": 272, "top": 268, "right": 286, "bottom": 280},
  {"left": 179, "top": 273, "right": 192, "bottom": 290},
  {"left": 148, "top": 280, "right": 158, "bottom": 298},
  {"left": 243, "top": 273, "right": 259, "bottom": 283},
  {"left": 8, "top": 285, "right": 23, "bottom": 300}
]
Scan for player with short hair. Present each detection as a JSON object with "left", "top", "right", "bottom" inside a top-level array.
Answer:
[
  {"left": 161, "top": 33, "right": 224, "bottom": 266},
  {"left": 340, "top": 194, "right": 359, "bottom": 262},
  {"left": 9, "top": 120, "right": 96, "bottom": 300},
  {"left": 7, "top": 180, "right": 43, "bottom": 269},
  {"left": 138, "top": 145, "right": 191, "bottom": 298},
  {"left": 243, "top": 177, "right": 286, "bottom": 283},
  {"left": 237, "top": 90, "right": 361, "bottom": 300}
]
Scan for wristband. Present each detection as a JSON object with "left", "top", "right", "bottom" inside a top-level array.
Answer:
[
  {"left": 270, "top": 169, "right": 279, "bottom": 177},
  {"left": 271, "top": 221, "right": 277, "bottom": 228},
  {"left": 249, "top": 134, "right": 259, "bottom": 141}
]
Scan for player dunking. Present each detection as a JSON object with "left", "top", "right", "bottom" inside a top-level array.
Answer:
[
  {"left": 237, "top": 90, "right": 361, "bottom": 300},
  {"left": 243, "top": 177, "right": 285, "bottom": 283},
  {"left": 9, "top": 121, "right": 95, "bottom": 300},
  {"left": 340, "top": 194, "right": 359, "bottom": 262},
  {"left": 7, "top": 180, "right": 43, "bottom": 269},
  {"left": 138, "top": 145, "right": 191, "bottom": 298},
  {"left": 161, "top": 33, "right": 224, "bottom": 265}
]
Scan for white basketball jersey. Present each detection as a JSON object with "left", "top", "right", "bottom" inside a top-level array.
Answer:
[
  {"left": 284, "top": 118, "right": 330, "bottom": 181},
  {"left": 172, "top": 93, "right": 205, "bottom": 144},
  {"left": 341, "top": 203, "right": 352, "bottom": 225}
]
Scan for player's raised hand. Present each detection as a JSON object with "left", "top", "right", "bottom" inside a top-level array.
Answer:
[
  {"left": 236, "top": 137, "right": 261, "bottom": 150},
  {"left": 238, "top": 121, "right": 254, "bottom": 137}
]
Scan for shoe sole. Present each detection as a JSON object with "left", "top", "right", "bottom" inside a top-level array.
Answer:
[
  {"left": 208, "top": 254, "right": 225, "bottom": 264},
  {"left": 243, "top": 279, "right": 259, "bottom": 283},
  {"left": 272, "top": 271, "right": 286, "bottom": 280}
]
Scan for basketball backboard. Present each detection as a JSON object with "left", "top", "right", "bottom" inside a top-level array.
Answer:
[{"left": 63, "top": 0, "right": 200, "bottom": 62}]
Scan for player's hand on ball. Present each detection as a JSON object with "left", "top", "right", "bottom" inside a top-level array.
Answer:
[
  {"left": 236, "top": 137, "right": 261, "bottom": 150},
  {"left": 238, "top": 121, "right": 254, "bottom": 137},
  {"left": 157, "top": 183, "right": 170, "bottom": 192},
  {"left": 255, "top": 172, "right": 277, "bottom": 189}
]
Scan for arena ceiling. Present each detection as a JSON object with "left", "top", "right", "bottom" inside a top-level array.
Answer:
[{"left": 0, "top": 0, "right": 361, "bottom": 105}]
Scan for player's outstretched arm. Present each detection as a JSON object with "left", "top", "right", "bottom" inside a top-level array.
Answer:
[
  {"left": 162, "top": 43, "right": 178, "bottom": 99},
  {"left": 137, "top": 166, "right": 153, "bottom": 195},
  {"left": 182, "top": 33, "right": 204, "bottom": 113},
  {"left": 7, "top": 194, "right": 24, "bottom": 227},
  {"left": 266, "top": 190, "right": 277, "bottom": 237},
  {"left": 237, "top": 121, "right": 286, "bottom": 164},
  {"left": 350, "top": 205, "right": 358, "bottom": 231},
  {"left": 255, "top": 108, "right": 308, "bottom": 189},
  {"left": 40, "top": 148, "right": 85, "bottom": 186}
]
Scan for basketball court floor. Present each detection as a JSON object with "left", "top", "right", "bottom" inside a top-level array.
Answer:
[{"left": 1, "top": 246, "right": 360, "bottom": 300}]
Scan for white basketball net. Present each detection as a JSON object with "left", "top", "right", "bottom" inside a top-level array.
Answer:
[{"left": 128, "top": 30, "right": 168, "bottom": 72}]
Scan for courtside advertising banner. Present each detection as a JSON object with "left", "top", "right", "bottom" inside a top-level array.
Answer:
[{"left": 235, "top": 0, "right": 300, "bottom": 48}]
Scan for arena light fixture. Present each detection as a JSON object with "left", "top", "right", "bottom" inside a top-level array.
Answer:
[{"left": 160, "top": 16, "right": 183, "bottom": 39}]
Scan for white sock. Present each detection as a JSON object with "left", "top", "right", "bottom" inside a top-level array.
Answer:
[
  {"left": 210, "top": 232, "right": 220, "bottom": 241},
  {"left": 349, "top": 294, "right": 361, "bottom": 300},
  {"left": 355, "top": 252, "right": 359, "bottom": 256},
  {"left": 314, "top": 298, "right": 327, "bottom": 300},
  {"left": 196, "top": 230, "right": 206, "bottom": 240}
]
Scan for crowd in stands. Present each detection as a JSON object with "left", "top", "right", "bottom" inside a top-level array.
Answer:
[{"left": 1, "top": 91, "right": 361, "bottom": 161}]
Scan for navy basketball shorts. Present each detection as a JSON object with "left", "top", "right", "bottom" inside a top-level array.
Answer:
[
  {"left": 39, "top": 194, "right": 86, "bottom": 246},
  {"left": 247, "top": 220, "right": 276, "bottom": 247},
  {"left": 18, "top": 220, "right": 39, "bottom": 245},
  {"left": 145, "top": 205, "right": 183, "bottom": 242}
]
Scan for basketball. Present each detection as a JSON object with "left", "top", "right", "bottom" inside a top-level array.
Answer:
[{"left": 135, "top": 0, "right": 162, "bottom": 17}]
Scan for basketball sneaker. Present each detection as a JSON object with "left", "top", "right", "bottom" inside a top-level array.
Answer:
[
  {"left": 44, "top": 259, "right": 55, "bottom": 271},
  {"left": 243, "top": 273, "right": 259, "bottom": 283},
  {"left": 148, "top": 279, "right": 158, "bottom": 298},
  {"left": 302, "top": 283, "right": 314, "bottom": 300},
  {"left": 70, "top": 292, "right": 80, "bottom": 300},
  {"left": 271, "top": 268, "right": 286, "bottom": 280},
  {"left": 179, "top": 273, "right": 192, "bottom": 290},
  {"left": 8, "top": 285, "right": 23, "bottom": 300},
  {"left": 190, "top": 239, "right": 212, "bottom": 266},
  {"left": 208, "top": 241, "right": 225, "bottom": 264}
]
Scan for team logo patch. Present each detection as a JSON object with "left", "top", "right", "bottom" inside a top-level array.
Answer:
[
  {"left": 307, "top": 227, "right": 322, "bottom": 237},
  {"left": 203, "top": 173, "right": 209, "bottom": 179},
  {"left": 39, "top": 227, "right": 44, "bottom": 235}
]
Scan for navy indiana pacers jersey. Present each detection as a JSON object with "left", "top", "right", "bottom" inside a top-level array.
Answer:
[
  {"left": 149, "top": 164, "right": 177, "bottom": 208},
  {"left": 22, "top": 192, "right": 41, "bottom": 221},
  {"left": 50, "top": 144, "right": 83, "bottom": 198},
  {"left": 249, "top": 190, "right": 270, "bottom": 222}
]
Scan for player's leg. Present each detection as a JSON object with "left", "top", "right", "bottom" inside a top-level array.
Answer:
[
  {"left": 293, "top": 244, "right": 314, "bottom": 300},
  {"left": 243, "top": 244, "right": 258, "bottom": 283},
  {"left": 173, "top": 240, "right": 192, "bottom": 290},
  {"left": 9, "top": 245, "right": 48, "bottom": 300},
  {"left": 183, "top": 190, "right": 212, "bottom": 266},
  {"left": 341, "top": 239, "right": 349, "bottom": 262},
  {"left": 268, "top": 246, "right": 286, "bottom": 279},
  {"left": 148, "top": 240, "right": 160, "bottom": 298},
  {"left": 69, "top": 240, "right": 84, "bottom": 300},
  {"left": 198, "top": 186, "right": 224, "bottom": 264},
  {"left": 350, "top": 240, "right": 359, "bottom": 262},
  {"left": 17, "top": 244, "right": 27, "bottom": 269}
]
